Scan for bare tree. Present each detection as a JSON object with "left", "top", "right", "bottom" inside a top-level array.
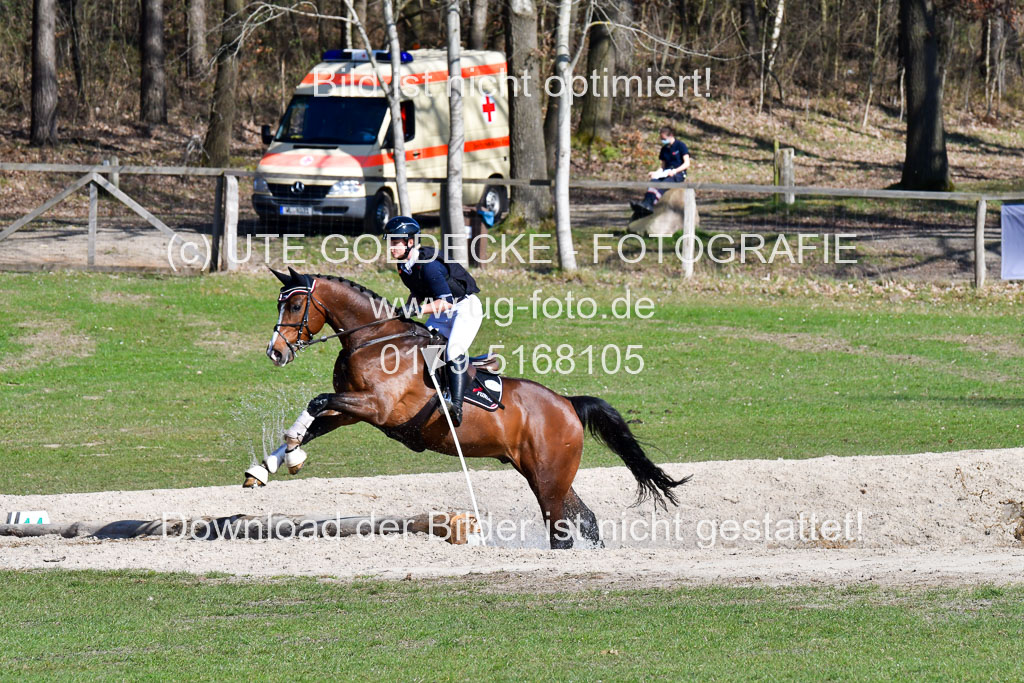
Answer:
[
  {"left": 140, "top": 0, "right": 167, "bottom": 125},
  {"left": 861, "top": 0, "right": 884, "bottom": 128},
  {"left": 553, "top": 0, "right": 577, "bottom": 270},
  {"left": 899, "top": 0, "right": 950, "bottom": 190},
  {"left": 543, "top": 0, "right": 580, "bottom": 179},
  {"left": 62, "top": 0, "right": 89, "bottom": 119},
  {"left": 469, "top": 0, "right": 489, "bottom": 50},
  {"left": 757, "top": 0, "right": 785, "bottom": 114},
  {"left": 203, "top": 0, "right": 243, "bottom": 166},
  {"left": 505, "top": 0, "right": 550, "bottom": 220},
  {"left": 577, "top": 4, "right": 619, "bottom": 146},
  {"left": 187, "top": 0, "right": 208, "bottom": 79},
  {"left": 31, "top": 0, "right": 58, "bottom": 146},
  {"left": 336, "top": 0, "right": 411, "bottom": 212},
  {"left": 444, "top": 0, "right": 468, "bottom": 264},
  {"left": 382, "top": 0, "right": 412, "bottom": 214}
]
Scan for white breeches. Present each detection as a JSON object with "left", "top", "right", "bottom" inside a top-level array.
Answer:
[{"left": 426, "top": 293, "right": 483, "bottom": 359}]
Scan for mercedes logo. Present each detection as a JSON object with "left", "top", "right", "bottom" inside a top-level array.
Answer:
[{"left": 290, "top": 181, "right": 305, "bottom": 194}]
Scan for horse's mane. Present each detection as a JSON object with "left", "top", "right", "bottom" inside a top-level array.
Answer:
[
  {"left": 313, "top": 273, "right": 431, "bottom": 333},
  {"left": 313, "top": 274, "right": 386, "bottom": 302}
]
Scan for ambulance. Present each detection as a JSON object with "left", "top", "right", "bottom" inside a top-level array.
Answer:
[{"left": 253, "top": 48, "right": 511, "bottom": 232}]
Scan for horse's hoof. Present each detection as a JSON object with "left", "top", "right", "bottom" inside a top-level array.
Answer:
[
  {"left": 285, "top": 446, "right": 307, "bottom": 475},
  {"left": 243, "top": 464, "right": 269, "bottom": 487}
]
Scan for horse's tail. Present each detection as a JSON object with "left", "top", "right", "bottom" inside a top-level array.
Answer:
[{"left": 568, "top": 395, "right": 691, "bottom": 509}]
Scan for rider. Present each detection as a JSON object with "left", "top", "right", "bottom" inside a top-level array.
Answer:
[{"left": 385, "top": 215, "right": 483, "bottom": 427}]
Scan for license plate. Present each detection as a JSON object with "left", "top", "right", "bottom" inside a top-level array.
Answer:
[{"left": 280, "top": 205, "right": 314, "bottom": 216}]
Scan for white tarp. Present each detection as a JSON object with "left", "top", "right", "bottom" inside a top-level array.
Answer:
[{"left": 1000, "top": 204, "right": 1024, "bottom": 280}]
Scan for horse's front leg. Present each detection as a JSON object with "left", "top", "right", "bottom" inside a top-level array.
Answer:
[{"left": 242, "top": 406, "right": 361, "bottom": 488}]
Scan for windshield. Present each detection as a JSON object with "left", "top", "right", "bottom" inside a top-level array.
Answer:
[{"left": 276, "top": 96, "right": 387, "bottom": 145}]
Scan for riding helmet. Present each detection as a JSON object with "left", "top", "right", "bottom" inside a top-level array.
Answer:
[{"left": 384, "top": 216, "right": 420, "bottom": 238}]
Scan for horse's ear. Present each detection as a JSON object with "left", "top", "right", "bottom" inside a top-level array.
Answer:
[
  {"left": 287, "top": 266, "right": 301, "bottom": 279},
  {"left": 268, "top": 266, "right": 290, "bottom": 286}
]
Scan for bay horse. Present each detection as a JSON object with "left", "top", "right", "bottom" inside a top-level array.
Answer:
[{"left": 255, "top": 267, "right": 690, "bottom": 549}]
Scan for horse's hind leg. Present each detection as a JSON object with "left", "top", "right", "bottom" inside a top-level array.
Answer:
[{"left": 564, "top": 487, "right": 604, "bottom": 548}]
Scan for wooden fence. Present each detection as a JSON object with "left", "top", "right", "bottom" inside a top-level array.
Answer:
[{"left": 2, "top": 162, "right": 1022, "bottom": 286}]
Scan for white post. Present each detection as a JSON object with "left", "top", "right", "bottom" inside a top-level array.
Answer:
[
  {"left": 87, "top": 181, "right": 97, "bottom": 267},
  {"left": 780, "top": 148, "right": 794, "bottom": 205},
  {"left": 682, "top": 188, "right": 697, "bottom": 279},
  {"left": 224, "top": 175, "right": 239, "bottom": 271},
  {"left": 975, "top": 198, "right": 987, "bottom": 288}
]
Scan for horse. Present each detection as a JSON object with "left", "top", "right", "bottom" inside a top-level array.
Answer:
[{"left": 253, "top": 266, "right": 690, "bottom": 549}]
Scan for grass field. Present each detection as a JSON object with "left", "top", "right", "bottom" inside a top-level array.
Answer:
[
  {"left": 2, "top": 269, "right": 1023, "bottom": 495},
  {"left": 1, "top": 570, "right": 1021, "bottom": 679}
]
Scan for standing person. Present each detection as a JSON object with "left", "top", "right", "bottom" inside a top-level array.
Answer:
[
  {"left": 386, "top": 216, "right": 483, "bottom": 427},
  {"left": 630, "top": 126, "right": 690, "bottom": 219}
]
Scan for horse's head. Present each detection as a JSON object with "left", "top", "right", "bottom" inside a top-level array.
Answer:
[{"left": 266, "top": 267, "right": 330, "bottom": 366}]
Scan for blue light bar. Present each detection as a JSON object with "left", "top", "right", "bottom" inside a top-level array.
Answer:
[{"left": 321, "top": 49, "right": 414, "bottom": 63}]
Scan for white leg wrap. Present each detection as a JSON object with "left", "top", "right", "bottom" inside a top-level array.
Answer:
[
  {"left": 284, "top": 446, "right": 307, "bottom": 471},
  {"left": 244, "top": 464, "right": 269, "bottom": 486},
  {"left": 284, "top": 410, "right": 315, "bottom": 443},
  {"left": 264, "top": 444, "right": 287, "bottom": 474}
]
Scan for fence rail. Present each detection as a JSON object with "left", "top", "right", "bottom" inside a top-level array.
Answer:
[
  {"left": 1, "top": 162, "right": 1018, "bottom": 285},
  {"left": 3, "top": 162, "right": 1024, "bottom": 201}
]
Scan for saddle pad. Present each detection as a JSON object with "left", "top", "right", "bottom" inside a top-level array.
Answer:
[{"left": 465, "top": 369, "right": 502, "bottom": 412}]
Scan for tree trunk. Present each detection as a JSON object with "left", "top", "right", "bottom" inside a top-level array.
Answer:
[
  {"left": 860, "top": 0, "right": 883, "bottom": 129},
  {"left": 542, "top": 0, "right": 580, "bottom": 179},
  {"left": 898, "top": 0, "right": 950, "bottom": 190},
  {"left": 553, "top": 0, "right": 577, "bottom": 271},
  {"left": 576, "top": 18, "right": 615, "bottom": 146},
  {"left": 140, "top": 0, "right": 167, "bottom": 125},
  {"left": 31, "top": 0, "right": 58, "bottom": 146},
  {"left": 202, "top": 0, "right": 242, "bottom": 166},
  {"left": 383, "top": 0, "right": 412, "bottom": 214},
  {"left": 187, "top": 0, "right": 207, "bottom": 79},
  {"left": 445, "top": 0, "right": 468, "bottom": 265},
  {"left": 63, "top": 0, "right": 89, "bottom": 119},
  {"left": 740, "top": 0, "right": 759, "bottom": 51},
  {"left": 469, "top": 0, "right": 488, "bottom": 50},
  {"left": 505, "top": 0, "right": 550, "bottom": 220}
]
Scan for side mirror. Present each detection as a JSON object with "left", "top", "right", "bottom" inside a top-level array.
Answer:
[{"left": 261, "top": 124, "right": 273, "bottom": 146}]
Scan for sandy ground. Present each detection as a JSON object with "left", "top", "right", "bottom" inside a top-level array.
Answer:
[{"left": 2, "top": 448, "right": 1023, "bottom": 588}]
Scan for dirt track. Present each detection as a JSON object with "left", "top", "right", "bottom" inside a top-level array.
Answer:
[{"left": 2, "top": 448, "right": 1023, "bottom": 588}]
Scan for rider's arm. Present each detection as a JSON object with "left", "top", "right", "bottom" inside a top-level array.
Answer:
[{"left": 418, "top": 261, "right": 455, "bottom": 316}]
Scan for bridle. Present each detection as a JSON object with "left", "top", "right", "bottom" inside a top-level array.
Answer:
[{"left": 273, "top": 278, "right": 428, "bottom": 357}]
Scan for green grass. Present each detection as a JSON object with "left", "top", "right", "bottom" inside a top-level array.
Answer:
[
  {"left": 1, "top": 571, "right": 1022, "bottom": 680},
  {"left": 2, "top": 270, "right": 1024, "bottom": 495}
]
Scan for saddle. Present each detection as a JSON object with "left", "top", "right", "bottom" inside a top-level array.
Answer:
[
  {"left": 374, "top": 342, "right": 503, "bottom": 452},
  {"left": 420, "top": 333, "right": 504, "bottom": 413}
]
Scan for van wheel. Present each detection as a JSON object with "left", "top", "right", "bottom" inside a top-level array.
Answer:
[
  {"left": 478, "top": 184, "right": 508, "bottom": 220},
  {"left": 364, "top": 191, "right": 394, "bottom": 233}
]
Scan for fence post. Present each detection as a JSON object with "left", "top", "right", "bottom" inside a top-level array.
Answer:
[
  {"left": 774, "top": 148, "right": 795, "bottom": 205},
  {"left": 110, "top": 155, "right": 119, "bottom": 191},
  {"left": 224, "top": 175, "right": 239, "bottom": 271},
  {"left": 975, "top": 198, "right": 987, "bottom": 288},
  {"left": 87, "top": 181, "right": 97, "bottom": 267},
  {"left": 210, "top": 175, "right": 224, "bottom": 272},
  {"left": 682, "top": 188, "right": 697, "bottom": 279}
]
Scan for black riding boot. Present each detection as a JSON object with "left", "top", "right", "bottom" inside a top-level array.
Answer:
[{"left": 444, "top": 354, "right": 469, "bottom": 427}]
